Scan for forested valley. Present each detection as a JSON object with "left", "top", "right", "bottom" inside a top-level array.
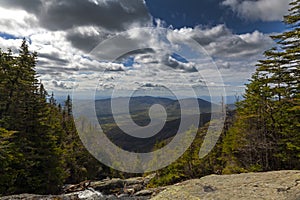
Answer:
[{"left": 0, "top": 0, "right": 299, "bottom": 196}]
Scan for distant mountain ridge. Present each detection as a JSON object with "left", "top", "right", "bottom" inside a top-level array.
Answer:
[
  {"left": 95, "top": 96, "right": 213, "bottom": 118},
  {"left": 94, "top": 96, "right": 214, "bottom": 152}
]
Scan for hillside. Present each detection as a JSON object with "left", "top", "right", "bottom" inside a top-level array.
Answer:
[{"left": 95, "top": 96, "right": 214, "bottom": 152}]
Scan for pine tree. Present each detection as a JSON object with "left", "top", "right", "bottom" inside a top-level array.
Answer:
[
  {"left": 61, "top": 95, "right": 108, "bottom": 183},
  {"left": 0, "top": 40, "right": 115, "bottom": 195},
  {"left": 0, "top": 128, "right": 21, "bottom": 195},
  {"left": 0, "top": 40, "right": 66, "bottom": 194},
  {"left": 223, "top": 0, "right": 300, "bottom": 172}
]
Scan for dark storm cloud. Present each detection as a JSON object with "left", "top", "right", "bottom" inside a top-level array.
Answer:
[
  {"left": 36, "top": 65, "right": 79, "bottom": 78},
  {"left": 39, "top": 53, "right": 69, "bottom": 65},
  {"left": 105, "top": 66, "right": 124, "bottom": 72},
  {"left": 66, "top": 30, "right": 113, "bottom": 52},
  {"left": 36, "top": 68, "right": 63, "bottom": 77},
  {"left": 0, "top": 0, "right": 151, "bottom": 51},
  {"left": 115, "top": 48, "right": 155, "bottom": 61},
  {"left": 1, "top": 0, "right": 151, "bottom": 31},
  {"left": 41, "top": 0, "right": 151, "bottom": 31},
  {"left": 141, "top": 83, "right": 161, "bottom": 88},
  {"left": 139, "top": 83, "right": 167, "bottom": 89},
  {"left": 162, "top": 55, "right": 197, "bottom": 73},
  {"left": 0, "top": 0, "right": 43, "bottom": 13}
]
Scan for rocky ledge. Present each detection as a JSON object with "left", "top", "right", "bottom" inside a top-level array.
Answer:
[
  {"left": 0, "top": 173, "right": 163, "bottom": 200},
  {"left": 1, "top": 170, "right": 299, "bottom": 200},
  {"left": 152, "top": 170, "right": 300, "bottom": 200}
]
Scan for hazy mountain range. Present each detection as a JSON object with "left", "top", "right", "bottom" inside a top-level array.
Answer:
[{"left": 95, "top": 96, "right": 214, "bottom": 152}]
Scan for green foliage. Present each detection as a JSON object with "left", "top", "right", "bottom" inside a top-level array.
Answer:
[
  {"left": 0, "top": 1, "right": 299, "bottom": 194},
  {"left": 0, "top": 128, "right": 21, "bottom": 195},
  {"left": 62, "top": 95, "right": 109, "bottom": 183},
  {"left": 222, "top": 0, "right": 300, "bottom": 172},
  {"left": 0, "top": 40, "right": 66, "bottom": 194},
  {"left": 148, "top": 124, "right": 224, "bottom": 187},
  {"left": 0, "top": 41, "right": 112, "bottom": 195}
]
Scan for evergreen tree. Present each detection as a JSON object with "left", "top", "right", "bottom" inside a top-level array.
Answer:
[
  {"left": 0, "top": 40, "right": 65, "bottom": 194},
  {"left": 0, "top": 128, "right": 20, "bottom": 195},
  {"left": 0, "top": 40, "right": 112, "bottom": 195},
  {"left": 148, "top": 124, "right": 226, "bottom": 187},
  {"left": 61, "top": 95, "right": 108, "bottom": 183},
  {"left": 223, "top": 0, "right": 300, "bottom": 172}
]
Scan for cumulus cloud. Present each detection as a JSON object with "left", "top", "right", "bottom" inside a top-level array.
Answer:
[
  {"left": 161, "top": 55, "right": 197, "bottom": 73},
  {"left": 173, "top": 25, "right": 232, "bottom": 46},
  {"left": 39, "top": 52, "right": 69, "bottom": 65},
  {"left": 66, "top": 26, "right": 113, "bottom": 52},
  {"left": 74, "top": 24, "right": 274, "bottom": 96},
  {"left": 206, "top": 30, "right": 274, "bottom": 58},
  {"left": 0, "top": 0, "right": 151, "bottom": 32},
  {"left": 0, "top": 0, "right": 151, "bottom": 52},
  {"left": 103, "top": 62, "right": 126, "bottom": 72},
  {"left": 222, "top": 0, "right": 291, "bottom": 21},
  {"left": 0, "top": 1, "right": 277, "bottom": 96},
  {"left": 0, "top": 37, "right": 24, "bottom": 52},
  {"left": 52, "top": 80, "right": 76, "bottom": 89},
  {"left": 116, "top": 48, "right": 155, "bottom": 62},
  {"left": 0, "top": 7, "right": 39, "bottom": 37},
  {"left": 170, "top": 25, "right": 274, "bottom": 60},
  {"left": 166, "top": 25, "right": 275, "bottom": 93}
]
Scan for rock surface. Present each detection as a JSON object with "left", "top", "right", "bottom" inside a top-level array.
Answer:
[
  {"left": 1, "top": 171, "right": 299, "bottom": 200},
  {"left": 0, "top": 174, "right": 157, "bottom": 200},
  {"left": 151, "top": 170, "right": 300, "bottom": 200}
]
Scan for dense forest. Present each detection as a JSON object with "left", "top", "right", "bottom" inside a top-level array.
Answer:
[
  {"left": 221, "top": 0, "right": 299, "bottom": 173},
  {"left": 0, "top": 0, "right": 299, "bottom": 196},
  {"left": 0, "top": 41, "right": 114, "bottom": 194}
]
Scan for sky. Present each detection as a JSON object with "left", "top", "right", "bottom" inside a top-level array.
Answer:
[{"left": 0, "top": 0, "right": 292, "bottom": 102}]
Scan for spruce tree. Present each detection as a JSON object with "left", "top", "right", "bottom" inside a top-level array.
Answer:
[
  {"left": 0, "top": 40, "right": 65, "bottom": 194},
  {"left": 61, "top": 95, "right": 108, "bottom": 183},
  {"left": 223, "top": 0, "right": 300, "bottom": 172}
]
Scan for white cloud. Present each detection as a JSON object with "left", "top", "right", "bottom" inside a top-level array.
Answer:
[
  {"left": 206, "top": 30, "right": 274, "bottom": 58},
  {"left": 222, "top": 0, "right": 291, "bottom": 21},
  {"left": 0, "top": 7, "right": 39, "bottom": 36},
  {"left": 170, "top": 25, "right": 274, "bottom": 59},
  {"left": 0, "top": 1, "right": 277, "bottom": 97},
  {"left": 0, "top": 37, "right": 24, "bottom": 52},
  {"left": 52, "top": 80, "right": 77, "bottom": 89}
]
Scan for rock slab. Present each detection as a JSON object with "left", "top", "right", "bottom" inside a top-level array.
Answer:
[
  {"left": 1, "top": 171, "right": 299, "bottom": 200},
  {"left": 151, "top": 170, "right": 300, "bottom": 200}
]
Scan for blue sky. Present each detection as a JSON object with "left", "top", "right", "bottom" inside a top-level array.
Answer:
[
  {"left": 0, "top": 33, "right": 22, "bottom": 40},
  {"left": 0, "top": 0, "right": 292, "bottom": 102},
  {"left": 145, "top": 0, "right": 286, "bottom": 34}
]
